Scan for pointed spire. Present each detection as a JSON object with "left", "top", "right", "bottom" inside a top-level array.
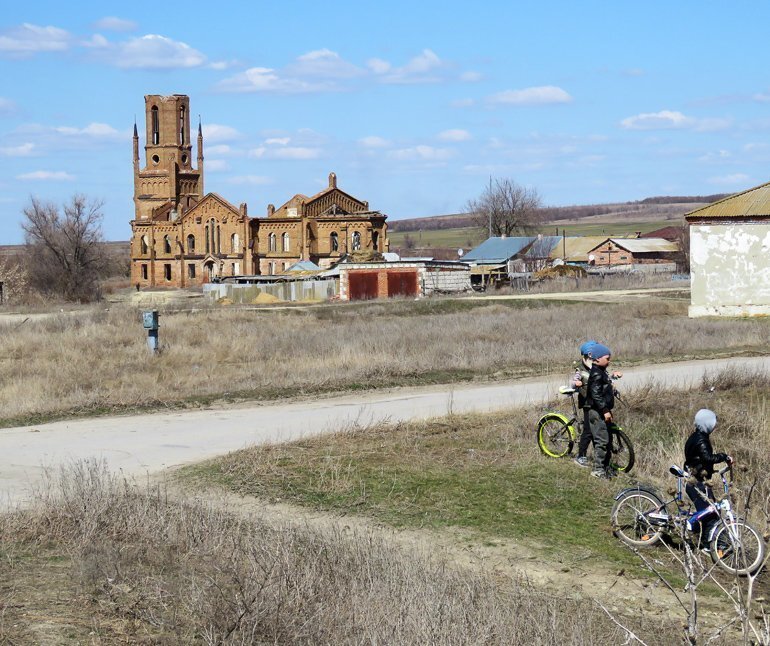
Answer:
[
  {"left": 198, "top": 115, "right": 202, "bottom": 138},
  {"left": 132, "top": 116, "right": 139, "bottom": 166}
]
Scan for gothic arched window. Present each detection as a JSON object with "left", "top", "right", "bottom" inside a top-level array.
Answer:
[
  {"left": 187, "top": 234, "right": 195, "bottom": 253},
  {"left": 179, "top": 106, "right": 185, "bottom": 145},
  {"left": 151, "top": 106, "right": 159, "bottom": 145},
  {"left": 330, "top": 232, "right": 339, "bottom": 252},
  {"left": 282, "top": 232, "right": 290, "bottom": 252},
  {"left": 163, "top": 235, "right": 171, "bottom": 254},
  {"left": 141, "top": 235, "right": 149, "bottom": 255},
  {"left": 352, "top": 231, "right": 361, "bottom": 251},
  {"left": 268, "top": 233, "right": 276, "bottom": 252}
]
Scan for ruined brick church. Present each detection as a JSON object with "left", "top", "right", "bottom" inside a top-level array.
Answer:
[{"left": 130, "top": 94, "right": 388, "bottom": 288}]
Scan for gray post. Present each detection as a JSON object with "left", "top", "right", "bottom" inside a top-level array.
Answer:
[{"left": 142, "top": 310, "right": 160, "bottom": 354}]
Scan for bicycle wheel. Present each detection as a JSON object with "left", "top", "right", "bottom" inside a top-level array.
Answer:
[
  {"left": 608, "top": 426, "right": 635, "bottom": 474},
  {"left": 611, "top": 490, "right": 667, "bottom": 547},
  {"left": 710, "top": 521, "right": 765, "bottom": 576},
  {"left": 537, "top": 413, "right": 575, "bottom": 458}
]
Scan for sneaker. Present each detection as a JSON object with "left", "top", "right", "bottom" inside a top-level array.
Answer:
[
  {"left": 591, "top": 469, "right": 609, "bottom": 479},
  {"left": 574, "top": 456, "right": 590, "bottom": 467}
]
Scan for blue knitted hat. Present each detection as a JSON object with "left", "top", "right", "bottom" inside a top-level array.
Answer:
[
  {"left": 579, "top": 340, "right": 597, "bottom": 357},
  {"left": 590, "top": 343, "right": 611, "bottom": 359}
]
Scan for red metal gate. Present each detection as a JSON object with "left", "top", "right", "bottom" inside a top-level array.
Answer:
[
  {"left": 348, "top": 272, "right": 379, "bottom": 300},
  {"left": 387, "top": 271, "right": 418, "bottom": 297}
]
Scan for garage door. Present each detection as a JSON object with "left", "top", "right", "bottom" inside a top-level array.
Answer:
[
  {"left": 387, "top": 271, "right": 418, "bottom": 297},
  {"left": 349, "top": 272, "right": 379, "bottom": 300}
]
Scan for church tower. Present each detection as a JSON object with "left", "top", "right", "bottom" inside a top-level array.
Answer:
[{"left": 133, "top": 94, "right": 203, "bottom": 221}]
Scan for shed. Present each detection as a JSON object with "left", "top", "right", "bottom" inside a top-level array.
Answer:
[
  {"left": 587, "top": 238, "right": 679, "bottom": 266},
  {"left": 686, "top": 182, "right": 770, "bottom": 317},
  {"left": 338, "top": 260, "right": 471, "bottom": 300}
]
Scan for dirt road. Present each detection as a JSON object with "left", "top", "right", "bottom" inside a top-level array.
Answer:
[{"left": 1, "top": 354, "right": 768, "bottom": 506}]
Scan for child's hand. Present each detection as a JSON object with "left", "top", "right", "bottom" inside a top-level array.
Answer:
[
  {"left": 573, "top": 379, "right": 583, "bottom": 387},
  {"left": 611, "top": 371, "right": 623, "bottom": 379}
]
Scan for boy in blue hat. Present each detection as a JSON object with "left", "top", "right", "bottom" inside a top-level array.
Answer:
[
  {"left": 572, "top": 340, "right": 597, "bottom": 467},
  {"left": 586, "top": 343, "right": 616, "bottom": 478}
]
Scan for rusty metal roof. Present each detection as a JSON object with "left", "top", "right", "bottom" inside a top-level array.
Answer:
[
  {"left": 548, "top": 236, "right": 608, "bottom": 262},
  {"left": 686, "top": 182, "right": 770, "bottom": 219},
  {"left": 607, "top": 238, "right": 679, "bottom": 253}
]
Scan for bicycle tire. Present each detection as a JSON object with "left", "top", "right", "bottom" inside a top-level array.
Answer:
[
  {"left": 536, "top": 413, "right": 575, "bottom": 458},
  {"left": 710, "top": 520, "right": 765, "bottom": 576},
  {"left": 611, "top": 490, "right": 667, "bottom": 547},
  {"left": 609, "top": 426, "right": 635, "bottom": 474}
]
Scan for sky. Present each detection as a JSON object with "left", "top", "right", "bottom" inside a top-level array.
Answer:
[{"left": 1, "top": 1, "right": 770, "bottom": 243}]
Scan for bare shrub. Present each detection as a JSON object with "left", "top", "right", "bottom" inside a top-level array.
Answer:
[
  {"left": 0, "top": 460, "right": 647, "bottom": 644},
  {"left": 21, "top": 194, "right": 109, "bottom": 303}
]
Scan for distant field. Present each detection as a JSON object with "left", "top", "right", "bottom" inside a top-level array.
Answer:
[{"left": 388, "top": 219, "right": 677, "bottom": 250}]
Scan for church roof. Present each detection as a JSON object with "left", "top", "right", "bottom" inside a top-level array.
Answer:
[{"left": 686, "top": 182, "right": 770, "bottom": 220}]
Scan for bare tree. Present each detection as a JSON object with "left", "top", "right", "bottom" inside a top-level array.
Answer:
[
  {"left": 467, "top": 178, "right": 543, "bottom": 238},
  {"left": 21, "top": 194, "right": 109, "bottom": 302}
]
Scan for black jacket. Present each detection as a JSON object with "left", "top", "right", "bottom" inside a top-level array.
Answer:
[
  {"left": 587, "top": 364, "right": 614, "bottom": 415},
  {"left": 684, "top": 430, "right": 727, "bottom": 481}
]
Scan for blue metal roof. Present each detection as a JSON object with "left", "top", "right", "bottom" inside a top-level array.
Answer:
[
  {"left": 286, "top": 260, "right": 321, "bottom": 272},
  {"left": 463, "top": 236, "right": 536, "bottom": 263}
]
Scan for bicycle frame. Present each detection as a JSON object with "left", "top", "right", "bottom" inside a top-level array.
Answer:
[{"left": 614, "top": 465, "right": 737, "bottom": 544}]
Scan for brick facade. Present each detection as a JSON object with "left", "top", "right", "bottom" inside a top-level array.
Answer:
[{"left": 130, "top": 95, "right": 388, "bottom": 288}]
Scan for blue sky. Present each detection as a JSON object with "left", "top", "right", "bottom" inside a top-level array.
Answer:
[{"left": 1, "top": 1, "right": 769, "bottom": 243}]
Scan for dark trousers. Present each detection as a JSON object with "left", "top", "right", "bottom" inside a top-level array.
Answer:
[
  {"left": 587, "top": 409, "right": 609, "bottom": 471},
  {"left": 686, "top": 481, "right": 717, "bottom": 544},
  {"left": 577, "top": 407, "right": 592, "bottom": 457}
]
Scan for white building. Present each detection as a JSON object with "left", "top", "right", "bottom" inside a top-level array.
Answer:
[{"left": 686, "top": 183, "right": 770, "bottom": 317}]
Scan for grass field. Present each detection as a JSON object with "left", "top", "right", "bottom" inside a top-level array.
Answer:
[
  {"left": 2, "top": 296, "right": 769, "bottom": 428},
  {"left": 388, "top": 219, "right": 678, "bottom": 249}
]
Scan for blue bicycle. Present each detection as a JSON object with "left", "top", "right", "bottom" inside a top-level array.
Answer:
[{"left": 611, "top": 464, "right": 765, "bottom": 576}]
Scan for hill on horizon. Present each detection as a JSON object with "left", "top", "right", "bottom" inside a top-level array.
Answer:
[{"left": 388, "top": 193, "right": 729, "bottom": 232}]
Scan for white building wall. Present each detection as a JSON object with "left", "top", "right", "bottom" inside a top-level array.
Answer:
[{"left": 689, "top": 222, "right": 770, "bottom": 317}]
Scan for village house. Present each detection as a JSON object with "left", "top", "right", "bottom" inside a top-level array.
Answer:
[
  {"left": 686, "top": 183, "right": 770, "bottom": 317},
  {"left": 130, "top": 94, "right": 388, "bottom": 289}
]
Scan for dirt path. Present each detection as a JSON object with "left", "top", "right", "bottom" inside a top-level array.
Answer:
[{"left": 2, "top": 354, "right": 769, "bottom": 507}]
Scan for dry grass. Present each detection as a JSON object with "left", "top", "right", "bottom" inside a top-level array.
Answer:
[
  {"left": 0, "top": 461, "right": 653, "bottom": 644},
  {"left": 1, "top": 298, "right": 768, "bottom": 426}
]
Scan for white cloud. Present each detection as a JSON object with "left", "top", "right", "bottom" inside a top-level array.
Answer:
[
  {"left": 366, "top": 58, "right": 391, "bottom": 74},
  {"left": 286, "top": 48, "right": 363, "bottom": 79},
  {"left": 0, "top": 143, "right": 35, "bottom": 156},
  {"left": 620, "top": 110, "right": 731, "bottom": 132},
  {"left": 202, "top": 123, "right": 240, "bottom": 142},
  {"left": 206, "top": 144, "right": 233, "bottom": 155},
  {"left": 217, "top": 66, "right": 322, "bottom": 94},
  {"left": 488, "top": 86, "right": 573, "bottom": 106},
  {"left": 359, "top": 135, "right": 390, "bottom": 148},
  {"left": 17, "top": 170, "right": 75, "bottom": 181},
  {"left": 225, "top": 175, "right": 273, "bottom": 185},
  {"left": 708, "top": 173, "right": 750, "bottom": 186},
  {"left": 438, "top": 129, "right": 471, "bottom": 142},
  {"left": 451, "top": 98, "right": 475, "bottom": 108},
  {"left": 54, "top": 122, "right": 122, "bottom": 138},
  {"left": 0, "top": 97, "right": 16, "bottom": 114},
  {"left": 249, "top": 146, "right": 322, "bottom": 160},
  {"left": 98, "top": 34, "right": 206, "bottom": 69},
  {"left": 753, "top": 93, "right": 770, "bottom": 103},
  {"left": 92, "top": 17, "right": 137, "bottom": 32},
  {"left": 388, "top": 145, "right": 455, "bottom": 161},
  {"left": 0, "top": 23, "right": 71, "bottom": 55},
  {"left": 374, "top": 49, "right": 446, "bottom": 84},
  {"left": 460, "top": 71, "right": 482, "bottom": 82},
  {"left": 265, "top": 137, "right": 290, "bottom": 145},
  {"left": 205, "top": 160, "right": 230, "bottom": 172},
  {"left": 698, "top": 149, "right": 731, "bottom": 162}
]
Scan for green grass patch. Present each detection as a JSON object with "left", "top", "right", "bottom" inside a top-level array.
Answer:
[{"left": 181, "top": 412, "right": 641, "bottom": 570}]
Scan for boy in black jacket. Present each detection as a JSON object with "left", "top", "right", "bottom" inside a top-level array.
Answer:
[
  {"left": 684, "top": 409, "right": 732, "bottom": 544},
  {"left": 586, "top": 343, "right": 615, "bottom": 479}
]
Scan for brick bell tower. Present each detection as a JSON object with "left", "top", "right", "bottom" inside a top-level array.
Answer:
[{"left": 133, "top": 94, "right": 204, "bottom": 221}]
